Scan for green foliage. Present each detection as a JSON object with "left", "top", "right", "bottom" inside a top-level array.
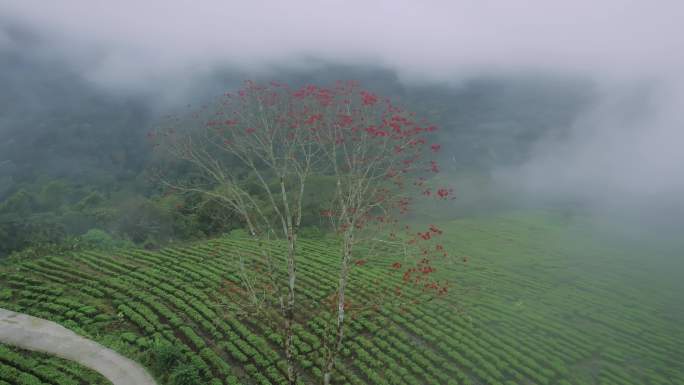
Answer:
[
  {"left": 151, "top": 341, "right": 184, "bottom": 372},
  {"left": 81, "top": 229, "right": 123, "bottom": 250},
  {"left": 298, "top": 226, "right": 324, "bottom": 239},
  {"left": 0, "top": 189, "right": 35, "bottom": 217},
  {"left": 38, "top": 180, "right": 69, "bottom": 210},
  {"left": 0, "top": 175, "right": 246, "bottom": 257},
  {"left": 0, "top": 212, "right": 682, "bottom": 385},
  {"left": 76, "top": 191, "right": 106, "bottom": 210},
  {"left": 169, "top": 363, "right": 202, "bottom": 385},
  {"left": 0, "top": 343, "right": 110, "bottom": 384}
]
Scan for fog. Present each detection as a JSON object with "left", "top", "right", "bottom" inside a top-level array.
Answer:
[{"left": 2, "top": 0, "right": 684, "bottom": 217}]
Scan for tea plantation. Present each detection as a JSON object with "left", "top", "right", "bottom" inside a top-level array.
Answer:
[
  {"left": 0, "top": 343, "right": 110, "bottom": 385},
  {"left": 0, "top": 211, "right": 681, "bottom": 385}
]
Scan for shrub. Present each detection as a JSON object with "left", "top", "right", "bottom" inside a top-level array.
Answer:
[
  {"left": 81, "top": 229, "right": 118, "bottom": 250},
  {"left": 0, "top": 288, "right": 12, "bottom": 300},
  {"left": 151, "top": 341, "right": 184, "bottom": 372},
  {"left": 170, "top": 363, "right": 202, "bottom": 385}
]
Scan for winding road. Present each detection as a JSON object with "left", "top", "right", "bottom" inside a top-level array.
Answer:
[{"left": 0, "top": 308, "right": 157, "bottom": 385}]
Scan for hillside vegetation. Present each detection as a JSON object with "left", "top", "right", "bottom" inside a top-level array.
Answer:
[
  {"left": 0, "top": 343, "right": 111, "bottom": 385},
  {"left": 0, "top": 211, "right": 681, "bottom": 385}
]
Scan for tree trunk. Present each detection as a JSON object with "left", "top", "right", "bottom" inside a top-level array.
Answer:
[
  {"left": 323, "top": 230, "right": 353, "bottom": 385},
  {"left": 277, "top": 174, "right": 299, "bottom": 385},
  {"left": 284, "top": 226, "right": 298, "bottom": 385},
  {"left": 284, "top": 317, "right": 296, "bottom": 385}
]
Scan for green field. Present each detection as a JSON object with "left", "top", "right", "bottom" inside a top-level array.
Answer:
[
  {"left": 0, "top": 211, "right": 681, "bottom": 385},
  {"left": 0, "top": 343, "right": 111, "bottom": 385}
]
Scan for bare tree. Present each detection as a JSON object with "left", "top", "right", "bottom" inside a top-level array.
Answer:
[
  {"left": 154, "top": 81, "right": 326, "bottom": 385},
  {"left": 297, "top": 81, "right": 453, "bottom": 385},
  {"left": 154, "top": 81, "right": 453, "bottom": 385}
]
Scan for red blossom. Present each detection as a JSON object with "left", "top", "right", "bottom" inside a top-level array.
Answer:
[
  {"left": 174, "top": 81, "right": 453, "bottom": 310},
  {"left": 402, "top": 270, "right": 412, "bottom": 282},
  {"left": 305, "top": 114, "right": 323, "bottom": 125},
  {"left": 360, "top": 91, "right": 378, "bottom": 106},
  {"left": 429, "top": 224, "right": 443, "bottom": 235},
  {"left": 337, "top": 114, "right": 354, "bottom": 127}
]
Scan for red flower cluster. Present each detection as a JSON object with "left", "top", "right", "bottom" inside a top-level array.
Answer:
[
  {"left": 172, "top": 80, "right": 456, "bottom": 309},
  {"left": 360, "top": 91, "right": 378, "bottom": 106},
  {"left": 364, "top": 125, "right": 390, "bottom": 137},
  {"left": 305, "top": 114, "right": 322, "bottom": 125},
  {"left": 437, "top": 188, "right": 452, "bottom": 199},
  {"left": 337, "top": 114, "right": 353, "bottom": 127},
  {"left": 417, "top": 224, "right": 443, "bottom": 241},
  {"left": 291, "top": 84, "right": 335, "bottom": 106},
  {"left": 428, "top": 224, "right": 443, "bottom": 235}
]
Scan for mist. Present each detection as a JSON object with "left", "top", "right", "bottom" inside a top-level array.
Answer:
[
  {"left": 2, "top": 0, "right": 684, "bottom": 219},
  {"left": 1, "top": 4, "right": 683, "bottom": 383}
]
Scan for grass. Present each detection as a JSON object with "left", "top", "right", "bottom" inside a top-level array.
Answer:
[{"left": 0, "top": 210, "right": 681, "bottom": 385}]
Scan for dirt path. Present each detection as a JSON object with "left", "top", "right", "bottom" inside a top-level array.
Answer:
[{"left": 0, "top": 308, "right": 157, "bottom": 385}]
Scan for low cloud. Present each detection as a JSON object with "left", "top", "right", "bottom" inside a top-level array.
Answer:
[
  {"left": 2, "top": 1, "right": 682, "bottom": 86},
  {"left": 2, "top": 0, "right": 683, "bottom": 211}
]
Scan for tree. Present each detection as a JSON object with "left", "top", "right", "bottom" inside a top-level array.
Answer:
[
  {"left": 155, "top": 80, "right": 453, "bottom": 385},
  {"left": 154, "top": 81, "right": 323, "bottom": 384},
  {"left": 297, "top": 81, "right": 452, "bottom": 384}
]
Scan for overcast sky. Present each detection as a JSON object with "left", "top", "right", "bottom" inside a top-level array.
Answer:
[
  {"left": 2, "top": 1, "right": 682, "bottom": 85},
  {"left": 2, "top": 0, "right": 684, "bottom": 211}
]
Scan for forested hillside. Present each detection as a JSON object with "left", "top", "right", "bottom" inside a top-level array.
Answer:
[{"left": 0, "top": 40, "right": 593, "bottom": 258}]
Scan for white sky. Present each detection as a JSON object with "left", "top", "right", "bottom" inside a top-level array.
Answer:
[{"left": 1, "top": 1, "right": 682, "bottom": 85}]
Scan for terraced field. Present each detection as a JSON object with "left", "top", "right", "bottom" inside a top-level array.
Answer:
[
  {"left": 0, "top": 342, "right": 111, "bottom": 385},
  {"left": 0, "top": 211, "right": 681, "bottom": 385}
]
